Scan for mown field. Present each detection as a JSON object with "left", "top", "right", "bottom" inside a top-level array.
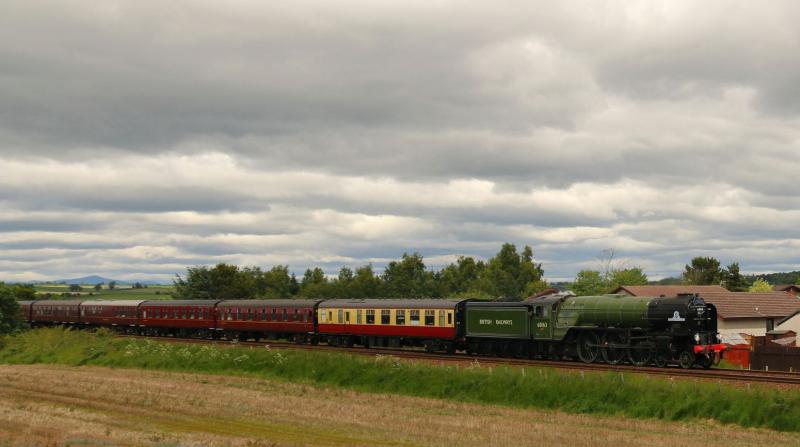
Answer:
[
  {"left": 3, "top": 364, "right": 799, "bottom": 447},
  {"left": 3, "top": 328, "right": 800, "bottom": 436},
  {"left": 33, "top": 284, "right": 174, "bottom": 300}
]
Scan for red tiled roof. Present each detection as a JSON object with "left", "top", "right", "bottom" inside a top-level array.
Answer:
[
  {"left": 773, "top": 284, "right": 800, "bottom": 292},
  {"left": 612, "top": 285, "right": 728, "bottom": 296},
  {"left": 698, "top": 291, "right": 800, "bottom": 319}
]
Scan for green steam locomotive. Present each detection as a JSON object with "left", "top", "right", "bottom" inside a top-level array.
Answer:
[{"left": 463, "top": 293, "right": 726, "bottom": 368}]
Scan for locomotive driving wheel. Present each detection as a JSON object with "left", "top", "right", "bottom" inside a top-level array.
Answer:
[
  {"left": 678, "top": 351, "right": 694, "bottom": 369},
  {"left": 601, "top": 332, "right": 627, "bottom": 365},
  {"left": 628, "top": 342, "right": 652, "bottom": 367},
  {"left": 697, "top": 353, "right": 714, "bottom": 369},
  {"left": 577, "top": 331, "right": 600, "bottom": 363},
  {"left": 653, "top": 351, "right": 669, "bottom": 368}
]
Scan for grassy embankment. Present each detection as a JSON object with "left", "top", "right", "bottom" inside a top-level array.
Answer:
[{"left": 2, "top": 328, "right": 800, "bottom": 433}]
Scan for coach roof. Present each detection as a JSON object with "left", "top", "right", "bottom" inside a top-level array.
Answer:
[
  {"left": 80, "top": 300, "right": 145, "bottom": 307},
  {"left": 140, "top": 300, "right": 219, "bottom": 307},
  {"left": 32, "top": 300, "right": 84, "bottom": 307},
  {"left": 218, "top": 299, "right": 321, "bottom": 307},
  {"left": 318, "top": 299, "right": 463, "bottom": 309}
]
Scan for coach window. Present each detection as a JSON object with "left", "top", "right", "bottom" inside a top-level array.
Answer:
[
  {"left": 425, "top": 310, "right": 435, "bottom": 326},
  {"left": 410, "top": 310, "right": 420, "bottom": 326},
  {"left": 337, "top": 309, "right": 343, "bottom": 323},
  {"left": 271, "top": 308, "right": 277, "bottom": 321},
  {"left": 381, "top": 309, "right": 391, "bottom": 325},
  {"left": 535, "top": 306, "right": 543, "bottom": 318},
  {"left": 447, "top": 311, "right": 453, "bottom": 325},
  {"left": 248, "top": 309, "right": 254, "bottom": 321},
  {"left": 283, "top": 309, "right": 288, "bottom": 322},
  {"left": 396, "top": 310, "right": 405, "bottom": 325},
  {"left": 261, "top": 309, "right": 266, "bottom": 321},
  {"left": 303, "top": 310, "right": 308, "bottom": 323},
  {"left": 294, "top": 309, "right": 299, "bottom": 321},
  {"left": 356, "top": 309, "right": 362, "bottom": 324},
  {"left": 366, "top": 309, "right": 375, "bottom": 324},
  {"left": 438, "top": 310, "right": 445, "bottom": 327}
]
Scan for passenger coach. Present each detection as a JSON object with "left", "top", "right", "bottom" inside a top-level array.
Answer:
[
  {"left": 317, "top": 299, "right": 468, "bottom": 352},
  {"left": 139, "top": 300, "right": 218, "bottom": 338},
  {"left": 31, "top": 300, "right": 82, "bottom": 326},
  {"left": 81, "top": 300, "right": 143, "bottom": 332},
  {"left": 215, "top": 299, "right": 320, "bottom": 342}
]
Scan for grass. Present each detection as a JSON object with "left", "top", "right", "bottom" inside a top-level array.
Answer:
[
  {"left": 3, "top": 328, "right": 800, "bottom": 433},
  {"left": 33, "top": 284, "right": 174, "bottom": 300},
  {"left": 5, "top": 364, "right": 798, "bottom": 447}
]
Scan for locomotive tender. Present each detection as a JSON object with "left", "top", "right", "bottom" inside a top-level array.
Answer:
[{"left": 16, "top": 292, "right": 725, "bottom": 369}]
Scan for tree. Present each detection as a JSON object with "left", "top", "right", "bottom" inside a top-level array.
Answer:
[
  {"left": 749, "top": 278, "right": 772, "bottom": 293},
  {"left": 133, "top": 282, "right": 144, "bottom": 289},
  {"left": 69, "top": 284, "right": 82, "bottom": 293},
  {"left": 173, "top": 263, "right": 255, "bottom": 300},
  {"left": 723, "top": 262, "right": 748, "bottom": 292},
  {"left": 571, "top": 270, "right": 607, "bottom": 296},
  {"left": 383, "top": 253, "right": 433, "bottom": 298},
  {"left": 439, "top": 256, "right": 482, "bottom": 296},
  {"left": 10, "top": 284, "right": 36, "bottom": 301},
  {"left": 94, "top": 283, "right": 103, "bottom": 292},
  {"left": 257, "top": 265, "right": 294, "bottom": 298},
  {"left": 683, "top": 257, "right": 722, "bottom": 285},
  {"left": 108, "top": 281, "right": 117, "bottom": 291},
  {"left": 0, "top": 283, "right": 23, "bottom": 335},
  {"left": 607, "top": 267, "right": 648, "bottom": 291},
  {"left": 333, "top": 266, "right": 354, "bottom": 297},
  {"left": 480, "top": 243, "right": 544, "bottom": 300},
  {"left": 299, "top": 267, "right": 334, "bottom": 298},
  {"left": 349, "top": 264, "right": 382, "bottom": 298}
]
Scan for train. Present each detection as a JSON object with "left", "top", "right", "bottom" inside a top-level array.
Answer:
[{"left": 16, "top": 292, "right": 727, "bottom": 369}]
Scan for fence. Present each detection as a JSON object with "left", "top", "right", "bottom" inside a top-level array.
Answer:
[
  {"left": 749, "top": 336, "right": 800, "bottom": 372},
  {"left": 723, "top": 344, "right": 751, "bottom": 369}
]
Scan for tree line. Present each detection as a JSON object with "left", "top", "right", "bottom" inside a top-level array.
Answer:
[{"left": 174, "top": 243, "right": 547, "bottom": 301}]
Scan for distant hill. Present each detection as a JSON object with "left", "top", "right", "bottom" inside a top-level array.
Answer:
[{"left": 54, "top": 275, "right": 116, "bottom": 285}]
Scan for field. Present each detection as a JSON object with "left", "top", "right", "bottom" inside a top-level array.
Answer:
[
  {"left": 2, "top": 364, "right": 800, "bottom": 447},
  {"left": 33, "top": 283, "right": 174, "bottom": 300},
  {"left": 3, "top": 328, "right": 800, "bottom": 435}
]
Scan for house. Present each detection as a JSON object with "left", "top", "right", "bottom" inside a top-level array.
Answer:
[
  {"left": 612, "top": 285, "right": 800, "bottom": 337},
  {"left": 700, "top": 291, "right": 800, "bottom": 336},
  {"left": 773, "top": 284, "right": 800, "bottom": 297}
]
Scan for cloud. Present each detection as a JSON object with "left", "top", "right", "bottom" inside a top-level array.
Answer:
[{"left": 0, "top": 1, "right": 799, "bottom": 282}]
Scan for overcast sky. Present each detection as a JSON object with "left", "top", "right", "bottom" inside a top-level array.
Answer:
[{"left": 1, "top": 1, "right": 799, "bottom": 283}]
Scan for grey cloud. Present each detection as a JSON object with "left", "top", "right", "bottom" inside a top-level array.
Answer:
[{"left": 1, "top": 1, "right": 800, "bottom": 282}]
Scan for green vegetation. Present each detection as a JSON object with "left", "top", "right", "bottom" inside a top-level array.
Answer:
[
  {"left": 0, "top": 282, "right": 35, "bottom": 334},
  {"left": 174, "top": 243, "right": 546, "bottom": 300},
  {"left": 3, "top": 328, "right": 800, "bottom": 433},
  {"left": 33, "top": 284, "right": 173, "bottom": 300},
  {"left": 748, "top": 278, "right": 773, "bottom": 293}
]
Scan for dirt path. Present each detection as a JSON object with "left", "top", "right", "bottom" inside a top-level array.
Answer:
[{"left": 0, "top": 364, "right": 797, "bottom": 447}]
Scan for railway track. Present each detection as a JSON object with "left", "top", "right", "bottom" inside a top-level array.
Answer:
[{"left": 115, "top": 334, "right": 800, "bottom": 387}]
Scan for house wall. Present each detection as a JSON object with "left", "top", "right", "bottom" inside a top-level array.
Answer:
[
  {"left": 776, "top": 314, "right": 800, "bottom": 346},
  {"left": 718, "top": 318, "right": 772, "bottom": 337}
]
